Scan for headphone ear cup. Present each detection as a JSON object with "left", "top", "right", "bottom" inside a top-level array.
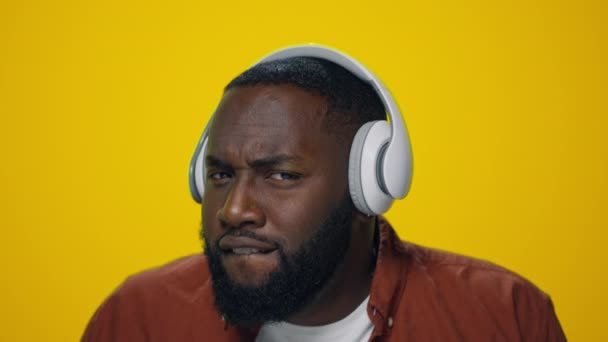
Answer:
[
  {"left": 349, "top": 121, "right": 394, "bottom": 215},
  {"left": 191, "top": 137, "right": 208, "bottom": 203}
]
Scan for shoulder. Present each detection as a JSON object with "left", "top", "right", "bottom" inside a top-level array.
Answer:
[
  {"left": 404, "top": 241, "right": 533, "bottom": 285},
  {"left": 379, "top": 218, "right": 556, "bottom": 315},
  {"left": 120, "top": 254, "right": 210, "bottom": 296},
  {"left": 396, "top": 242, "right": 565, "bottom": 340},
  {"left": 107, "top": 254, "right": 213, "bottom": 315},
  {"left": 401, "top": 241, "right": 550, "bottom": 306},
  {"left": 82, "top": 254, "right": 218, "bottom": 341}
]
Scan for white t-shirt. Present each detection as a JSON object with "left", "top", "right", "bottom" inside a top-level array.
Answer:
[{"left": 255, "top": 296, "right": 373, "bottom": 342}]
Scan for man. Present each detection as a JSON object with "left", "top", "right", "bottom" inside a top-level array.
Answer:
[{"left": 83, "top": 46, "right": 566, "bottom": 341}]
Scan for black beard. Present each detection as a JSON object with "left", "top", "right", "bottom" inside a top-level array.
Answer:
[{"left": 201, "top": 196, "right": 353, "bottom": 327}]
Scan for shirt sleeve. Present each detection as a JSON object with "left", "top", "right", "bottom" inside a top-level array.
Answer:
[
  {"left": 514, "top": 282, "right": 567, "bottom": 342},
  {"left": 81, "top": 281, "right": 148, "bottom": 342}
]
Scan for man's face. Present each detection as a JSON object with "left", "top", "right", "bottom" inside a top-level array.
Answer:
[{"left": 201, "top": 84, "right": 354, "bottom": 325}]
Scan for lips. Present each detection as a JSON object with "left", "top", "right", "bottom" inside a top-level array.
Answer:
[{"left": 218, "top": 235, "right": 277, "bottom": 255}]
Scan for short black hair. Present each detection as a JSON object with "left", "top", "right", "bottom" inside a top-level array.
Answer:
[{"left": 224, "top": 57, "right": 386, "bottom": 131}]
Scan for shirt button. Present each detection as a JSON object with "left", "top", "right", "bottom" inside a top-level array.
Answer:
[{"left": 387, "top": 317, "right": 394, "bottom": 328}]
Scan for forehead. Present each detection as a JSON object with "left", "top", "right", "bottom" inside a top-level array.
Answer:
[{"left": 208, "top": 85, "right": 333, "bottom": 160}]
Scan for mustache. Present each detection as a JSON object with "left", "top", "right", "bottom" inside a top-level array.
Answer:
[{"left": 215, "top": 228, "right": 281, "bottom": 251}]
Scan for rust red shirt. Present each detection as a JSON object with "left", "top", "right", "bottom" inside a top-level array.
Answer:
[{"left": 82, "top": 220, "right": 566, "bottom": 341}]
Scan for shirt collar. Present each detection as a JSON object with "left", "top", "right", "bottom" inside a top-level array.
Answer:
[
  {"left": 223, "top": 217, "right": 410, "bottom": 338},
  {"left": 366, "top": 217, "right": 409, "bottom": 336}
]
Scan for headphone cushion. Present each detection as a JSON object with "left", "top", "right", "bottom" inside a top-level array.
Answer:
[
  {"left": 191, "top": 137, "right": 208, "bottom": 203},
  {"left": 349, "top": 121, "right": 394, "bottom": 215}
]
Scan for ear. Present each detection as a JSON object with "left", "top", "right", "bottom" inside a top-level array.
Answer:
[{"left": 348, "top": 121, "right": 394, "bottom": 215}]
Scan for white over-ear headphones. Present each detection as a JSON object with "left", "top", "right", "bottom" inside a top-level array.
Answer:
[{"left": 189, "top": 44, "right": 413, "bottom": 215}]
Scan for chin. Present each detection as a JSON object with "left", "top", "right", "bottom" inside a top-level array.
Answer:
[{"left": 220, "top": 252, "right": 280, "bottom": 286}]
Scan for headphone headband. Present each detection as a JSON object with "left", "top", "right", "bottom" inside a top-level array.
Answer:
[
  {"left": 189, "top": 44, "right": 413, "bottom": 211},
  {"left": 258, "top": 45, "right": 411, "bottom": 198}
]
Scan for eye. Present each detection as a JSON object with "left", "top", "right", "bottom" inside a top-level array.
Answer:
[
  {"left": 207, "top": 171, "right": 232, "bottom": 184},
  {"left": 268, "top": 172, "right": 301, "bottom": 182}
]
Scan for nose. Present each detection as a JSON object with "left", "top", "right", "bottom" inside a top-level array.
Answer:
[{"left": 217, "top": 175, "right": 265, "bottom": 230}]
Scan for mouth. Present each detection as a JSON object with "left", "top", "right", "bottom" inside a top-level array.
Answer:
[
  {"left": 219, "top": 235, "right": 278, "bottom": 256},
  {"left": 228, "top": 247, "right": 276, "bottom": 255},
  {"left": 217, "top": 235, "right": 281, "bottom": 283}
]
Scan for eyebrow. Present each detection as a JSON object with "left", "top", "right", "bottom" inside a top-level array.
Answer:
[
  {"left": 205, "top": 154, "right": 305, "bottom": 170},
  {"left": 205, "top": 155, "right": 233, "bottom": 170}
]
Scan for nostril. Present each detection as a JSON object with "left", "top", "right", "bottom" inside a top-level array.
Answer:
[
  {"left": 215, "top": 179, "right": 266, "bottom": 229},
  {"left": 217, "top": 205, "right": 265, "bottom": 230}
]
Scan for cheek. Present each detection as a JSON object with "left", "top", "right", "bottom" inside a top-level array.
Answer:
[
  {"left": 199, "top": 158, "right": 349, "bottom": 254},
  {"left": 263, "top": 177, "right": 346, "bottom": 254},
  {"left": 201, "top": 202, "right": 222, "bottom": 246}
]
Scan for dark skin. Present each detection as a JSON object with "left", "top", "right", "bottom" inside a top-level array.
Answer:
[{"left": 202, "top": 84, "right": 375, "bottom": 326}]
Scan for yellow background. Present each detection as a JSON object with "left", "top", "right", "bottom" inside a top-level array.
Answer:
[{"left": 1, "top": 0, "right": 605, "bottom": 340}]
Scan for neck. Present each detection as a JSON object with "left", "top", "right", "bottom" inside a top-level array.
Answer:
[{"left": 285, "top": 214, "right": 377, "bottom": 326}]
